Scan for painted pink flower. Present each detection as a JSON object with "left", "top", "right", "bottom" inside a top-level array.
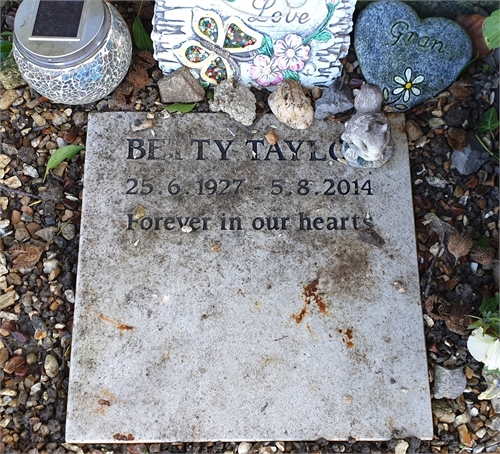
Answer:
[
  {"left": 274, "top": 34, "right": 311, "bottom": 72},
  {"left": 249, "top": 55, "right": 283, "bottom": 87}
]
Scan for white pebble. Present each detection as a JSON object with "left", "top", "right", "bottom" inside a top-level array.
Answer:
[
  {"left": 477, "top": 427, "right": 487, "bottom": 438},
  {"left": 44, "top": 354, "right": 59, "bottom": 378},
  {"left": 65, "top": 290, "right": 76, "bottom": 304},
  {"left": 22, "top": 164, "right": 39, "bottom": 178},
  {"left": 423, "top": 314, "right": 434, "bottom": 328},
  {"left": 30, "top": 382, "right": 42, "bottom": 395},
  {"left": 429, "top": 242, "right": 440, "bottom": 256},
  {"left": 395, "top": 440, "right": 409, "bottom": 454},
  {"left": 238, "top": 442, "right": 252, "bottom": 454},
  {"left": 43, "top": 258, "right": 59, "bottom": 274}
]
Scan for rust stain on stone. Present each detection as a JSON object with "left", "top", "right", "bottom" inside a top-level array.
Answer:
[
  {"left": 306, "top": 323, "right": 313, "bottom": 335},
  {"left": 99, "top": 313, "right": 134, "bottom": 331},
  {"left": 96, "top": 390, "right": 116, "bottom": 414},
  {"left": 302, "top": 279, "right": 329, "bottom": 314},
  {"left": 292, "top": 278, "right": 329, "bottom": 323},
  {"left": 339, "top": 327, "right": 355, "bottom": 348},
  {"left": 113, "top": 433, "right": 135, "bottom": 441},
  {"left": 291, "top": 306, "right": 307, "bottom": 324}
]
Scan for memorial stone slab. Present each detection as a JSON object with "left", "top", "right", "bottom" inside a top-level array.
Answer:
[
  {"left": 151, "top": 0, "right": 355, "bottom": 89},
  {"left": 66, "top": 112, "right": 433, "bottom": 443},
  {"left": 355, "top": 0, "right": 472, "bottom": 111}
]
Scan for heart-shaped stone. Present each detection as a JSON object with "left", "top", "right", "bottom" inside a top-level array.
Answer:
[{"left": 354, "top": 1, "right": 472, "bottom": 111}]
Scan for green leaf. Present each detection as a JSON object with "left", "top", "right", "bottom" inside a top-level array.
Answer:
[
  {"left": 478, "top": 107, "right": 499, "bottom": 133},
  {"left": 163, "top": 103, "right": 196, "bottom": 113},
  {"left": 474, "top": 237, "right": 491, "bottom": 248},
  {"left": 313, "top": 30, "right": 332, "bottom": 42},
  {"left": 483, "top": 10, "right": 500, "bottom": 50},
  {"left": 480, "top": 295, "right": 499, "bottom": 317},
  {"left": 0, "top": 39, "right": 12, "bottom": 60},
  {"left": 467, "top": 319, "right": 485, "bottom": 330},
  {"left": 0, "top": 31, "right": 13, "bottom": 37},
  {"left": 44, "top": 145, "right": 85, "bottom": 181},
  {"left": 475, "top": 134, "right": 499, "bottom": 161},
  {"left": 132, "top": 15, "right": 153, "bottom": 52},
  {"left": 283, "top": 70, "right": 299, "bottom": 82},
  {"left": 259, "top": 35, "right": 274, "bottom": 58}
]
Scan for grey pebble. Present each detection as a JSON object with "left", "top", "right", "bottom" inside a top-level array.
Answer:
[
  {"left": 486, "top": 415, "right": 500, "bottom": 431},
  {"left": 492, "top": 396, "right": 500, "bottom": 413},
  {"left": 433, "top": 365, "right": 466, "bottom": 399},
  {"left": 451, "top": 146, "right": 490, "bottom": 175},
  {"left": 61, "top": 223, "right": 76, "bottom": 241},
  {"left": 314, "top": 80, "right": 354, "bottom": 120},
  {"left": 425, "top": 176, "right": 447, "bottom": 188},
  {"left": 158, "top": 67, "right": 206, "bottom": 103}
]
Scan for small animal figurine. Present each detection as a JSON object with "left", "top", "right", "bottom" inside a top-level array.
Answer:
[{"left": 339, "top": 83, "right": 394, "bottom": 168}]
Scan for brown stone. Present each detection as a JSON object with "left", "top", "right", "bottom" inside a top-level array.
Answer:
[
  {"left": 6, "top": 273, "right": 22, "bottom": 286},
  {"left": 26, "top": 222, "right": 42, "bottom": 238},
  {"left": 405, "top": 119, "right": 423, "bottom": 141},
  {"left": 450, "top": 81, "right": 474, "bottom": 100},
  {"left": 467, "top": 417, "right": 484, "bottom": 432},
  {"left": 11, "top": 210, "right": 21, "bottom": 225},
  {"left": 453, "top": 186, "right": 465, "bottom": 197},
  {"left": 447, "top": 127, "right": 468, "bottom": 151},
  {"left": 0, "top": 89, "right": 21, "bottom": 110},
  {"left": 457, "top": 424, "right": 472, "bottom": 447}
]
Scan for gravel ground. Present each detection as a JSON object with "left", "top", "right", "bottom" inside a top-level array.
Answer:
[{"left": 0, "top": 1, "right": 499, "bottom": 453}]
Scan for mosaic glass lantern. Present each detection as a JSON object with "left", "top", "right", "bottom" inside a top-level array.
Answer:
[{"left": 13, "top": 0, "right": 132, "bottom": 105}]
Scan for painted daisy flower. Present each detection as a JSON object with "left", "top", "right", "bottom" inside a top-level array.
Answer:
[
  {"left": 392, "top": 68, "right": 425, "bottom": 102},
  {"left": 468, "top": 327, "right": 500, "bottom": 371},
  {"left": 249, "top": 55, "right": 283, "bottom": 87},
  {"left": 274, "top": 34, "right": 311, "bottom": 72}
]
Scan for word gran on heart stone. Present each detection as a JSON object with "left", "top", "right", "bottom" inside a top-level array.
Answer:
[
  {"left": 66, "top": 112, "right": 433, "bottom": 443},
  {"left": 354, "top": 0, "right": 472, "bottom": 111},
  {"left": 152, "top": 0, "right": 356, "bottom": 89}
]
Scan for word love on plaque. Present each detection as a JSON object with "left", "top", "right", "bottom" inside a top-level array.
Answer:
[{"left": 152, "top": 0, "right": 356, "bottom": 88}]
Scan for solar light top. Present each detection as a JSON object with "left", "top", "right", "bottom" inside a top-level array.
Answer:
[
  {"left": 14, "top": 0, "right": 108, "bottom": 65},
  {"left": 32, "top": 0, "right": 86, "bottom": 40}
]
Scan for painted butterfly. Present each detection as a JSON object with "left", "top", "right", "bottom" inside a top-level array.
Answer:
[{"left": 176, "top": 8, "right": 263, "bottom": 85}]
